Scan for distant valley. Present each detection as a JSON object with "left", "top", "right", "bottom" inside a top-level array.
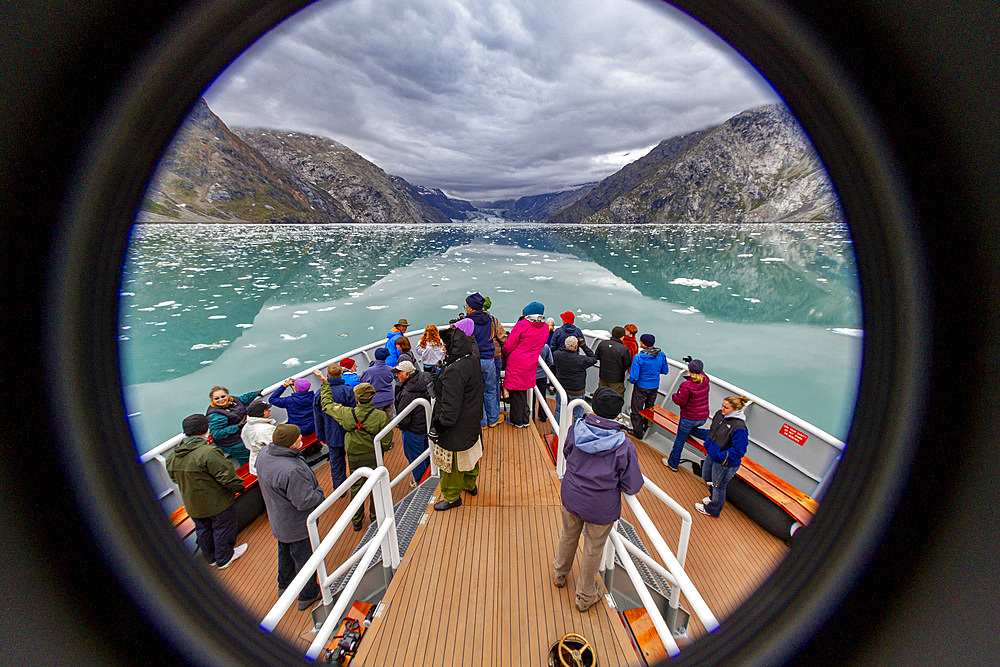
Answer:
[{"left": 140, "top": 99, "right": 842, "bottom": 224}]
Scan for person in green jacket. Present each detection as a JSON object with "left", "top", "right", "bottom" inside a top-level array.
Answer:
[
  {"left": 166, "top": 414, "right": 248, "bottom": 568},
  {"left": 314, "top": 375, "right": 391, "bottom": 532}
]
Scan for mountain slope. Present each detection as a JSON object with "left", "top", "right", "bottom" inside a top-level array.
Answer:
[
  {"left": 139, "top": 99, "right": 349, "bottom": 223},
  {"left": 481, "top": 183, "right": 596, "bottom": 221},
  {"left": 235, "top": 129, "right": 450, "bottom": 224},
  {"left": 548, "top": 104, "right": 843, "bottom": 224}
]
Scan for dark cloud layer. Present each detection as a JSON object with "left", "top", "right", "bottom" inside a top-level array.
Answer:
[{"left": 204, "top": 0, "right": 779, "bottom": 200}]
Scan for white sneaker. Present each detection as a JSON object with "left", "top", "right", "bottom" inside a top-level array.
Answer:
[
  {"left": 694, "top": 503, "right": 712, "bottom": 517},
  {"left": 218, "top": 543, "right": 248, "bottom": 569},
  {"left": 702, "top": 497, "right": 711, "bottom": 504}
]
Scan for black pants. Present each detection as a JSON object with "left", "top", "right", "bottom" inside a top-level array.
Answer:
[
  {"left": 193, "top": 504, "right": 238, "bottom": 566},
  {"left": 630, "top": 385, "right": 659, "bottom": 437},
  {"left": 509, "top": 389, "right": 529, "bottom": 426},
  {"left": 534, "top": 377, "right": 549, "bottom": 422},
  {"left": 277, "top": 537, "right": 321, "bottom": 601},
  {"left": 328, "top": 444, "right": 347, "bottom": 492}
]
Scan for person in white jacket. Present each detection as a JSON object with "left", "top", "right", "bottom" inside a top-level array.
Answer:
[{"left": 241, "top": 398, "right": 276, "bottom": 475}]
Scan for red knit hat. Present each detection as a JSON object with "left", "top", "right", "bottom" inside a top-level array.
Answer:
[
  {"left": 339, "top": 357, "right": 357, "bottom": 370},
  {"left": 560, "top": 311, "right": 575, "bottom": 324}
]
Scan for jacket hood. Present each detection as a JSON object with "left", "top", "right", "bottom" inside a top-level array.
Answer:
[
  {"left": 573, "top": 414, "right": 627, "bottom": 454},
  {"left": 726, "top": 408, "right": 747, "bottom": 421},
  {"left": 246, "top": 417, "right": 276, "bottom": 425},
  {"left": 445, "top": 328, "right": 476, "bottom": 359},
  {"left": 174, "top": 435, "right": 208, "bottom": 456},
  {"left": 640, "top": 346, "right": 661, "bottom": 356},
  {"left": 467, "top": 310, "right": 491, "bottom": 325}
]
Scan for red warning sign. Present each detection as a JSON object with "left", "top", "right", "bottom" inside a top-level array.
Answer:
[{"left": 779, "top": 423, "right": 808, "bottom": 446}]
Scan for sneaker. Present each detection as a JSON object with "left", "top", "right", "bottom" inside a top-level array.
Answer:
[
  {"left": 217, "top": 543, "right": 248, "bottom": 569},
  {"left": 702, "top": 497, "right": 711, "bottom": 504},
  {"left": 488, "top": 415, "right": 506, "bottom": 428},
  {"left": 297, "top": 591, "right": 322, "bottom": 611},
  {"left": 514, "top": 422, "right": 530, "bottom": 428},
  {"left": 352, "top": 522, "right": 363, "bottom": 532},
  {"left": 694, "top": 503, "right": 715, "bottom": 517},
  {"left": 433, "top": 498, "right": 462, "bottom": 511},
  {"left": 667, "top": 464, "right": 679, "bottom": 472}
]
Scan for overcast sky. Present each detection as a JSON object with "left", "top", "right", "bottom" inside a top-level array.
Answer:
[{"left": 203, "top": 0, "right": 780, "bottom": 201}]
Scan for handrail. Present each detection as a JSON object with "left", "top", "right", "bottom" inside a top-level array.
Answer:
[
  {"left": 631, "top": 476, "right": 693, "bottom": 568},
  {"left": 262, "top": 466, "right": 397, "bottom": 634},
  {"left": 536, "top": 355, "right": 569, "bottom": 476},
  {"left": 373, "top": 397, "right": 432, "bottom": 470},
  {"left": 607, "top": 529, "right": 681, "bottom": 658}
]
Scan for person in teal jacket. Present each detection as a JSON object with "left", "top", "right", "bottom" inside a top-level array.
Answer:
[
  {"left": 205, "top": 385, "right": 262, "bottom": 466},
  {"left": 627, "top": 333, "right": 671, "bottom": 438}
]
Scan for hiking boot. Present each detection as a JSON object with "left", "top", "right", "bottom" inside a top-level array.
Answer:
[
  {"left": 466, "top": 485, "right": 478, "bottom": 496},
  {"left": 552, "top": 571, "right": 566, "bottom": 588},
  {"left": 488, "top": 415, "right": 506, "bottom": 428},
  {"left": 297, "top": 592, "right": 321, "bottom": 611},
  {"left": 217, "top": 543, "right": 248, "bottom": 569}
]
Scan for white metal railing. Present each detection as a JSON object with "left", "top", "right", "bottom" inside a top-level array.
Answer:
[
  {"left": 371, "top": 397, "right": 438, "bottom": 489},
  {"left": 261, "top": 465, "right": 399, "bottom": 660},
  {"left": 535, "top": 355, "right": 570, "bottom": 476}
]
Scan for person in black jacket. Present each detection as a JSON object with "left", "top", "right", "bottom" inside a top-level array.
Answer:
[
  {"left": 392, "top": 360, "right": 433, "bottom": 488},
  {"left": 552, "top": 336, "right": 598, "bottom": 425},
  {"left": 430, "top": 327, "right": 484, "bottom": 511},
  {"left": 594, "top": 326, "right": 632, "bottom": 398}
]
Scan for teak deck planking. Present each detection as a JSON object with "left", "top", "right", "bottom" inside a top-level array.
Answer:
[{"left": 203, "top": 401, "right": 790, "bottom": 661}]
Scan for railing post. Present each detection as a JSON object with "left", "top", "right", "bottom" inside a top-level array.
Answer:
[{"left": 609, "top": 531, "right": 681, "bottom": 657}]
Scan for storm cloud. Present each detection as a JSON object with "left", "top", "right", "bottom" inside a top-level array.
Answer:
[{"left": 204, "top": 0, "right": 779, "bottom": 200}]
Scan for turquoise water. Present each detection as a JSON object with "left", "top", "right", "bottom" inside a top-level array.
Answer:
[{"left": 120, "top": 222, "right": 861, "bottom": 452}]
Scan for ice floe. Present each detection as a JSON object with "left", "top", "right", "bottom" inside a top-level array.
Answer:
[
  {"left": 670, "top": 278, "right": 721, "bottom": 288},
  {"left": 317, "top": 306, "right": 336, "bottom": 312},
  {"left": 367, "top": 305, "right": 388, "bottom": 310},
  {"left": 154, "top": 300, "right": 177, "bottom": 307},
  {"left": 575, "top": 313, "right": 602, "bottom": 323},
  {"left": 236, "top": 323, "right": 253, "bottom": 328},
  {"left": 282, "top": 358, "right": 301, "bottom": 366},
  {"left": 672, "top": 307, "right": 701, "bottom": 315},
  {"left": 442, "top": 305, "right": 460, "bottom": 310},
  {"left": 530, "top": 276, "right": 554, "bottom": 281},
  {"left": 208, "top": 315, "right": 227, "bottom": 319},
  {"left": 191, "top": 340, "right": 230, "bottom": 350},
  {"left": 280, "top": 333, "right": 308, "bottom": 340},
  {"left": 760, "top": 257, "right": 785, "bottom": 263}
]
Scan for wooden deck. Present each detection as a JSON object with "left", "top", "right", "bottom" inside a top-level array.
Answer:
[{"left": 205, "top": 405, "right": 789, "bottom": 662}]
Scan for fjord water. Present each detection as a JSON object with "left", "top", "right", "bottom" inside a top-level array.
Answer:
[{"left": 120, "top": 223, "right": 861, "bottom": 453}]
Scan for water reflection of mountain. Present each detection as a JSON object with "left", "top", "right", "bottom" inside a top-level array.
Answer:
[
  {"left": 546, "top": 224, "right": 860, "bottom": 326},
  {"left": 121, "top": 223, "right": 859, "bottom": 384}
]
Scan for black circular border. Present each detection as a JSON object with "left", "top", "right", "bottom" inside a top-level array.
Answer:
[{"left": 2, "top": 0, "right": 995, "bottom": 664}]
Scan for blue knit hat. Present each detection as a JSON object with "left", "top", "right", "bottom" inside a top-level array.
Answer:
[
  {"left": 374, "top": 347, "right": 390, "bottom": 360},
  {"left": 522, "top": 301, "right": 544, "bottom": 316},
  {"left": 465, "top": 292, "right": 485, "bottom": 310}
]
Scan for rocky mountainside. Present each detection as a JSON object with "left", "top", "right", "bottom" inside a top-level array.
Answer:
[
  {"left": 139, "top": 98, "right": 349, "bottom": 223},
  {"left": 479, "top": 183, "right": 596, "bottom": 221},
  {"left": 548, "top": 104, "right": 843, "bottom": 224},
  {"left": 408, "top": 184, "right": 477, "bottom": 221},
  {"left": 234, "top": 129, "right": 450, "bottom": 224}
]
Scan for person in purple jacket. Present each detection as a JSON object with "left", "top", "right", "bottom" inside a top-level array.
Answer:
[
  {"left": 269, "top": 377, "right": 316, "bottom": 437},
  {"left": 360, "top": 347, "right": 396, "bottom": 420},
  {"left": 666, "top": 358, "right": 711, "bottom": 472},
  {"left": 552, "top": 387, "right": 644, "bottom": 612}
]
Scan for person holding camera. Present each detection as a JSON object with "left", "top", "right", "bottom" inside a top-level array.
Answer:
[{"left": 666, "top": 358, "right": 711, "bottom": 472}]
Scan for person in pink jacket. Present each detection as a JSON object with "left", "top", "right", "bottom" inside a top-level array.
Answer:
[{"left": 502, "top": 302, "right": 549, "bottom": 427}]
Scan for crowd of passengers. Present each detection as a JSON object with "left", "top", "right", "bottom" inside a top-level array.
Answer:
[{"left": 166, "top": 291, "right": 750, "bottom": 614}]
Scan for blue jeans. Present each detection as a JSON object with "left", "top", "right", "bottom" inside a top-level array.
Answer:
[
  {"left": 480, "top": 359, "right": 499, "bottom": 426},
  {"left": 668, "top": 417, "right": 707, "bottom": 469},
  {"left": 702, "top": 457, "right": 739, "bottom": 517},
  {"left": 401, "top": 430, "right": 430, "bottom": 483},
  {"left": 554, "top": 393, "right": 585, "bottom": 426}
]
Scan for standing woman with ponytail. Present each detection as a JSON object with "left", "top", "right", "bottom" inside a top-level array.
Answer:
[{"left": 695, "top": 395, "right": 750, "bottom": 518}]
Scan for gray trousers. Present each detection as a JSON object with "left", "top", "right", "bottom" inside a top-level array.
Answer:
[{"left": 552, "top": 507, "right": 615, "bottom": 609}]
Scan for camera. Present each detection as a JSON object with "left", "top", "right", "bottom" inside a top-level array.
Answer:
[{"left": 682, "top": 355, "right": 692, "bottom": 363}]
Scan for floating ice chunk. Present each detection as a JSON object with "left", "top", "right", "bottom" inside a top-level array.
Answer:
[
  {"left": 830, "top": 328, "right": 864, "bottom": 338},
  {"left": 366, "top": 305, "right": 388, "bottom": 310},
  {"left": 530, "top": 276, "right": 554, "bottom": 281},
  {"left": 280, "top": 333, "right": 307, "bottom": 340},
  {"left": 367, "top": 325, "right": 374, "bottom": 330},
  {"left": 316, "top": 306, "right": 336, "bottom": 312},
  {"left": 816, "top": 278, "right": 829, "bottom": 282},
  {"left": 154, "top": 300, "right": 176, "bottom": 307},
  {"left": 760, "top": 257, "right": 785, "bottom": 263},
  {"left": 744, "top": 297, "right": 761, "bottom": 303},
  {"left": 737, "top": 253, "right": 754, "bottom": 258},
  {"left": 442, "top": 305, "right": 460, "bottom": 310},
  {"left": 243, "top": 344, "right": 256, "bottom": 348},
  {"left": 281, "top": 358, "right": 301, "bottom": 367},
  {"left": 672, "top": 307, "right": 701, "bottom": 315},
  {"left": 208, "top": 315, "right": 227, "bottom": 319},
  {"left": 294, "top": 310, "right": 309, "bottom": 315},
  {"left": 576, "top": 313, "right": 602, "bottom": 323},
  {"left": 496, "top": 289, "right": 514, "bottom": 293},
  {"left": 670, "top": 278, "right": 721, "bottom": 288},
  {"left": 267, "top": 305, "right": 285, "bottom": 311},
  {"left": 200, "top": 360, "right": 213, "bottom": 365},
  {"left": 119, "top": 291, "right": 135, "bottom": 296},
  {"left": 236, "top": 324, "right": 253, "bottom": 328},
  {"left": 204, "top": 305, "right": 219, "bottom": 310},
  {"left": 191, "top": 340, "right": 230, "bottom": 350}
]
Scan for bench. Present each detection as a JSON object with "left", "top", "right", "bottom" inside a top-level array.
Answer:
[{"left": 639, "top": 405, "right": 817, "bottom": 531}]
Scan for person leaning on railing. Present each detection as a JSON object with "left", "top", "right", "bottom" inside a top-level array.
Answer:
[
  {"left": 314, "top": 376, "right": 390, "bottom": 532},
  {"left": 552, "top": 388, "right": 644, "bottom": 612}
]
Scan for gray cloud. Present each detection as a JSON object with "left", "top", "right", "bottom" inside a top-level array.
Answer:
[{"left": 204, "top": 0, "right": 779, "bottom": 200}]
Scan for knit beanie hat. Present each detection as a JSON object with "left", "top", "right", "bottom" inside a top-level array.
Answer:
[
  {"left": 246, "top": 398, "right": 271, "bottom": 418},
  {"left": 374, "top": 347, "right": 390, "bottom": 361},
  {"left": 560, "top": 311, "right": 575, "bottom": 324},
  {"left": 182, "top": 414, "right": 210, "bottom": 436},
  {"left": 354, "top": 382, "right": 376, "bottom": 403},
  {"left": 483, "top": 296, "right": 492, "bottom": 310},
  {"left": 522, "top": 301, "right": 544, "bottom": 316},
  {"left": 611, "top": 326, "right": 626, "bottom": 339},
  {"left": 465, "top": 292, "right": 485, "bottom": 310},
  {"left": 339, "top": 358, "right": 356, "bottom": 370},
  {"left": 272, "top": 423, "right": 301, "bottom": 448},
  {"left": 688, "top": 359, "right": 704, "bottom": 374},
  {"left": 453, "top": 317, "right": 475, "bottom": 336},
  {"left": 293, "top": 378, "right": 311, "bottom": 392},
  {"left": 592, "top": 387, "right": 625, "bottom": 419},
  {"left": 640, "top": 333, "right": 655, "bottom": 346}
]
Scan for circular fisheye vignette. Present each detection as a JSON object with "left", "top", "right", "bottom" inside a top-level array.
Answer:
[{"left": 46, "top": 0, "right": 930, "bottom": 665}]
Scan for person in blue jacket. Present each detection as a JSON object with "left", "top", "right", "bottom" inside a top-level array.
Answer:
[
  {"left": 269, "top": 377, "right": 316, "bottom": 437},
  {"left": 337, "top": 357, "right": 361, "bottom": 387},
  {"left": 383, "top": 318, "right": 409, "bottom": 368},
  {"left": 627, "top": 333, "right": 671, "bottom": 438},
  {"left": 695, "top": 395, "right": 750, "bottom": 518},
  {"left": 360, "top": 347, "right": 396, "bottom": 420},
  {"left": 312, "top": 363, "right": 357, "bottom": 492}
]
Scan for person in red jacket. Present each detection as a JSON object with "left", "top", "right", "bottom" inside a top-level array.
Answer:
[
  {"left": 622, "top": 323, "right": 639, "bottom": 362},
  {"left": 666, "top": 359, "right": 711, "bottom": 471}
]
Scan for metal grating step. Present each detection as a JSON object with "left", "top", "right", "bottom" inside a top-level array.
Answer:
[
  {"left": 615, "top": 519, "right": 674, "bottom": 602},
  {"left": 327, "top": 476, "right": 437, "bottom": 598}
]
